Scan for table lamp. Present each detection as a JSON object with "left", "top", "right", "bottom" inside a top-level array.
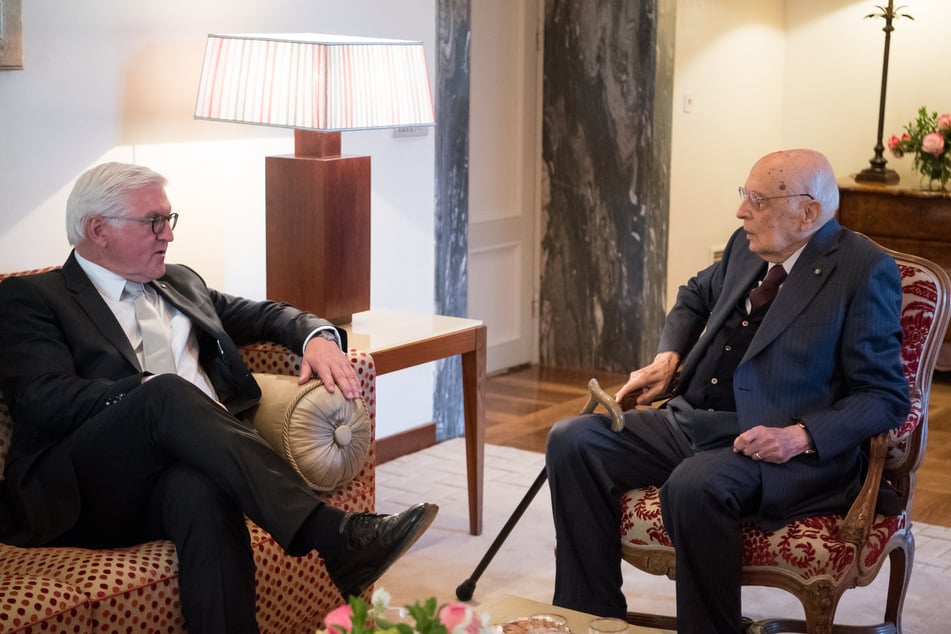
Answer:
[{"left": 194, "top": 33, "right": 435, "bottom": 323}]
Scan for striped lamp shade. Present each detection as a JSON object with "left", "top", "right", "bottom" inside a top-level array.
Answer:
[{"left": 194, "top": 33, "right": 434, "bottom": 131}]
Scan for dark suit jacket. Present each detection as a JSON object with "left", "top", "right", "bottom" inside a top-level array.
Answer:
[
  {"left": 659, "top": 219, "right": 910, "bottom": 529},
  {"left": 0, "top": 252, "right": 345, "bottom": 545}
]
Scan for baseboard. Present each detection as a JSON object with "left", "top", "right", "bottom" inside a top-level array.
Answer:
[{"left": 376, "top": 422, "right": 437, "bottom": 465}]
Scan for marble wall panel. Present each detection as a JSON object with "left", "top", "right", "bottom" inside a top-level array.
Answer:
[
  {"left": 539, "top": 0, "right": 672, "bottom": 373},
  {"left": 432, "top": 0, "right": 673, "bottom": 438},
  {"left": 433, "top": 0, "right": 470, "bottom": 440}
]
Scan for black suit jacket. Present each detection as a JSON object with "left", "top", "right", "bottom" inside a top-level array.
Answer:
[{"left": 0, "top": 252, "right": 344, "bottom": 545}]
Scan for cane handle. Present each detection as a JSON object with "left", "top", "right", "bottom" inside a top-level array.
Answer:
[{"left": 582, "top": 378, "right": 625, "bottom": 432}]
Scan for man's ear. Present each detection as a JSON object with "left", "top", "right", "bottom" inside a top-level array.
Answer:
[
  {"left": 800, "top": 200, "right": 822, "bottom": 230},
  {"left": 85, "top": 215, "right": 110, "bottom": 246}
]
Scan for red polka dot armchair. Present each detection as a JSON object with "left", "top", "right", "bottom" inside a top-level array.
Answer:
[
  {"left": 0, "top": 269, "right": 378, "bottom": 633},
  {"left": 614, "top": 245, "right": 951, "bottom": 633}
]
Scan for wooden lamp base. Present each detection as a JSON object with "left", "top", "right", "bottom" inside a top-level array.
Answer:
[{"left": 265, "top": 130, "right": 371, "bottom": 324}]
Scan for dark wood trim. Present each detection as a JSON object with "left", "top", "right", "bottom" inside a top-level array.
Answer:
[{"left": 376, "top": 422, "right": 437, "bottom": 465}]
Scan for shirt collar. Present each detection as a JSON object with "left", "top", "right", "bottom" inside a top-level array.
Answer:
[
  {"left": 775, "top": 243, "right": 807, "bottom": 276},
  {"left": 74, "top": 252, "right": 131, "bottom": 302}
]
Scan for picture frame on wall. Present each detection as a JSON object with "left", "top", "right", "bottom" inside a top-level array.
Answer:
[{"left": 0, "top": 0, "right": 23, "bottom": 71}]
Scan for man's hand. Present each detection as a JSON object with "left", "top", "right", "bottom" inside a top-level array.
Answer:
[
  {"left": 614, "top": 351, "right": 680, "bottom": 409},
  {"left": 733, "top": 424, "right": 812, "bottom": 464},
  {"left": 300, "top": 337, "right": 361, "bottom": 400}
]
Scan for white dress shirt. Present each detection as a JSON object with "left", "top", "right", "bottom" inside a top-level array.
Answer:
[
  {"left": 75, "top": 253, "right": 219, "bottom": 400},
  {"left": 746, "top": 244, "right": 805, "bottom": 313}
]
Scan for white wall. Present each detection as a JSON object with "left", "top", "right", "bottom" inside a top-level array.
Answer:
[
  {"left": 668, "top": 0, "right": 951, "bottom": 309},
  {"left": 0, "top": 0, "right": 437, "bottom": 440},
  {"left": 783, "top": 0, "right": 951, "bottom": 185},
  {"left": 668, "top": 0, "right": 786, "bottom": 307}
]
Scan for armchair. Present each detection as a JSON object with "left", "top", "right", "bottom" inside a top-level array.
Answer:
[
  {"left": 614, "top": 245, "right": 951, "bottom": 633},
  {"left": 0, "top": 267, "right": 377, "bottom": 633}
]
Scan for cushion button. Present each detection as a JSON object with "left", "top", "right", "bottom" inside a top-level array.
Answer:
[{"left": 333, "top": 425, "right": 353, "bottom": 447}]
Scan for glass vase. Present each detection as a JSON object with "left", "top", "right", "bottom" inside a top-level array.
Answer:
[{"left": 919, "top": 174, "right": 949, "bottom": 192}]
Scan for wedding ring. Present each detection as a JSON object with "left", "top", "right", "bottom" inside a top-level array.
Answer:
[{"left": 754, "top": 452, "right": 761, "bottom": 460}]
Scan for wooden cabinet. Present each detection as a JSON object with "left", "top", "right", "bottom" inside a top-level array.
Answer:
[{"left": 837, "top": 181, "right": 951, "bottom": 371}]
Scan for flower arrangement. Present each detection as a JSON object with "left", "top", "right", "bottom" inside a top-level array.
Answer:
[
  {"left": 887, "top": 106, "right": 951, "bottom": 191},
  {"left": 325, "top": 589, "right": 492, "bottom": 634}
]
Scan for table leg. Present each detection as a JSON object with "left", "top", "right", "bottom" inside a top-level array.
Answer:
[{"left": 461, "top": 325, "right": 487, "bottom": 535}]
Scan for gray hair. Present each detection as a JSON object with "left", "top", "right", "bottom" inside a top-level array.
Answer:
[
  {"left": 65, "top": 162, "right": 168, "bottom": 246},
  {"left": 799, "top": 150, "right": 840, "bottom": 220}
]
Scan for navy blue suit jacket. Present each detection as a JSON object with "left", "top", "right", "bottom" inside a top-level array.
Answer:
[{"left": 659, "top": 219, "right": 910, "bottom": 528}]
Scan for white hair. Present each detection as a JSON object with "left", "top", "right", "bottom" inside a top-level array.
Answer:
[{"left": 65, "top": 162, "right": 168, "bottom": 246}]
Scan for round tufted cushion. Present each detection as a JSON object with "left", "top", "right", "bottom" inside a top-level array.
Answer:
[{"left": 251, "top": 373, "right": 371, "bottom": 491}]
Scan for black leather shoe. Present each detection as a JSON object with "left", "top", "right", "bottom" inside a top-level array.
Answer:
[{"left": 327, "top": 502, "right": 438, "bottom": 599}]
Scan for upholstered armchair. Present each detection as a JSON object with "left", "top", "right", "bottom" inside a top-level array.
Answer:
[
  {"left": 607, "top": 245, "right": 951, "bottom": 633},
  {"left": 0, "top": 276, "right": 377, "bottom": 634}
]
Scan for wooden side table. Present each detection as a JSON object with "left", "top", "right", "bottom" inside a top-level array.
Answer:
[
  {"left": 838, "top": 181, "right": 951, "bottom": 370},
  {"left": 343, "top": 309, "right": 487, "bottom": 535}
]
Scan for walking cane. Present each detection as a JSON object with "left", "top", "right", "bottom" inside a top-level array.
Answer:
[{"left": 455, "top": 378, "right": 626, "bottom": 601}]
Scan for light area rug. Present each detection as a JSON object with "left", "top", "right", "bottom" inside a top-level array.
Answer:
[{"left": 375, "top": 438, "right": 951, "bottom": 633}]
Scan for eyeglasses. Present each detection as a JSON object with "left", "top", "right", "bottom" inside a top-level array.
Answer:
[
  {"left": 99, "top": 212, "right": 179, "bottom": 235},
  {"left": 738, "top": 187, "right": 814, "bottom": 211}
]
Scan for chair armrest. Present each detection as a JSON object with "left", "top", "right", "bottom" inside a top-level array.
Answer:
[
  {"left": 240, "top": 343, "right": 377, "bottom": 493},
  {"left": 839, "top": 432, "right": 888, "bottom": 545},
  {"left": 248, "top": 373, "right": 372, "bottom": 491}
]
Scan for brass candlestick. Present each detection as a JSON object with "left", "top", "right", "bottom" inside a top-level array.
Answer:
[{"left": 854, "top": 1, "right": 913, "bottom": 185}]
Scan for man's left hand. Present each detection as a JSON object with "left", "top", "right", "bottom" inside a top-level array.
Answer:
[
  {"left": 300, "top": 337, "right": 361, "bottom": 400},
  {"left": 733, "top": 424, "right": 812, "bottom": 464}
]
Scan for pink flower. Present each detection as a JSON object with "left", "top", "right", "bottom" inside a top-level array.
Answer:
[
  {"left": 938, "top": 113, "right": 951, "bottom": 132},
  {"left": 325, "top": 605, "right": 354, "bottom": 634},
  {"left": 922, "top": 132, "right": 946, "bottom": 157},
  {"left": 439, "top": 603, "right": 482, "bottom": 634},
  {"left": 888, "top": 133, "right": 911, "bottom": 158}
]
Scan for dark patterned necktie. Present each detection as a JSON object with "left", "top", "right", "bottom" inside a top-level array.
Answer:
[{"left": 749, "top": 265, "right": 787, "bottom": 312}]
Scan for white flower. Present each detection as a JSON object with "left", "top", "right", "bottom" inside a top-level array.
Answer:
[{"left": 370, "top": 588, "right": 392, "bottom": 615}]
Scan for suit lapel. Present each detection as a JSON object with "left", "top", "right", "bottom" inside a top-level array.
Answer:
[
  {"left": 62, "top": 254, "right": 141, "bottom": 370},
  {"left": 150, "top": 279, "right": 220, "bottom": 335},
  {"left": 702, "top": 248, "right": 764, "bottom": 342},
  {"left": 679, "top": 247, "right": 764, "bottom": 385},
  {"left": 744, "top": 220, "right": 842, "bottom": 360}
]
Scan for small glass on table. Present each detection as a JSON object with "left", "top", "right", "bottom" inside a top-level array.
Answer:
[{"left": 587, "top": 617, "right": 628, "bottom": 634}]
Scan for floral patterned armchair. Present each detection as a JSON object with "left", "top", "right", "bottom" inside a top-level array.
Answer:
[
  {"left": 616, "top": 245, "right": 951, "bottom": 633},
  {"left": 0, "top": 268, "right": 377, "bottom": 633}
]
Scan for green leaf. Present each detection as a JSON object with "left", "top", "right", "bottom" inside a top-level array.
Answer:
[{"left": 406, "top": 599, "right": 449, "bottom": 634}]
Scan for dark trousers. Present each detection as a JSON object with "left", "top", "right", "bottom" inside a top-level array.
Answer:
[
  {"left": 545, "top": 400, "right": 763, "bottom": 633},
  {"left": 57, "top": 375, "right": 329, "bottom": 634}
]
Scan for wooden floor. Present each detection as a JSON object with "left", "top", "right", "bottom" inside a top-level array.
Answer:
[{"left": 485, "top": 365, "right": 951, "bottom": 528}]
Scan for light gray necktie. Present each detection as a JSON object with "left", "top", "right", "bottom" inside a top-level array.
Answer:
[{"left": 125, "top": 281, "right": 177, "bottom": 375}]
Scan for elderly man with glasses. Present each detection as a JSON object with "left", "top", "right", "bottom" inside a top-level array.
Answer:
[
  {"left": 545, "top": 149, "right": 910, "bottom": 632},
  {"left": 0, "top": 162, "right": 438, "bottom": 634}
]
